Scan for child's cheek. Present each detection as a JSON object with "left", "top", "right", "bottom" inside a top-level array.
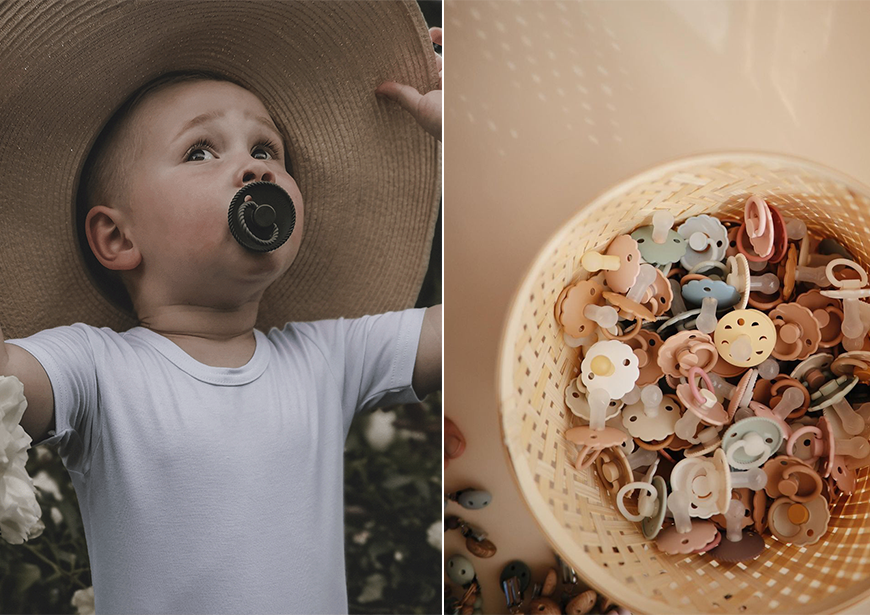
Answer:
[{"left": 153, "top": 206, "right": 229, "bottom": 265}]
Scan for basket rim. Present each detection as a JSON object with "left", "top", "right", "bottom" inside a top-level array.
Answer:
[{"left": 494, "top": 149, "right": 870, "bottom": 614}]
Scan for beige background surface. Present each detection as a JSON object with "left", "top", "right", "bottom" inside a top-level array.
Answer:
[{"left": 443, "top": 1, "right": 870, "bottom": 613}]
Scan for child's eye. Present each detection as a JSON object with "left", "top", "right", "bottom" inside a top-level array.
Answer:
[
  {"left": 251, "top": 147, "right": 272, "bottom": 161},
  {"left": 252, "top": 139, "right": 280, "bottom": 161},
  {"left": 185, "top": 139, "right": 216, "bottom": 162},
  {"left": 187, "top": 148, "right": 214, "bottom": 162}
]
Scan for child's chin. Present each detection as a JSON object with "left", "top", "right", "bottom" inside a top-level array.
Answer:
[{"left": 235, "top": 244, "right": 296, "bottom": 281}]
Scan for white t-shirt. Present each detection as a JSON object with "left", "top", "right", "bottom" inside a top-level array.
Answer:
[{"left": 8, "top": 308, "right": 425, "bottom": 614}]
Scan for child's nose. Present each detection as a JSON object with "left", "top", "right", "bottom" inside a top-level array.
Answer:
[{"left": 240, "top": 161, "right": 275, "bottom": 185}]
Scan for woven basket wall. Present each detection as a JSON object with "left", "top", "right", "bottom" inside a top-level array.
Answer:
[{"left": 497, "top": 152, "right": 870, "bottom": 615}]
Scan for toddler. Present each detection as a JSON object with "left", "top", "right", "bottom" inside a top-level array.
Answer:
[{"left": 0, "top": 2, "right": 441, "bottom": 614}]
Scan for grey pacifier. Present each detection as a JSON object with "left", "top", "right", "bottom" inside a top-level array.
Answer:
[{"left": 228, "top": 181, "right": 296, "bottom": 252}]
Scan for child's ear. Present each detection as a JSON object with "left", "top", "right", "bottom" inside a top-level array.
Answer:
[{"left": 84, "top": 206, "right": 142, "bottom": 271}]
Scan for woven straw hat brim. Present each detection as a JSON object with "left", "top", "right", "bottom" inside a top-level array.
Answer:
[{"left": 0, "top": 0, "right": 441, "bottom": 340}]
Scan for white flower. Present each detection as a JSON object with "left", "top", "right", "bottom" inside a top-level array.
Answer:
[
  {"left": 426, "top": 520, "right": 441, "bottom": 550},
  {"left": 0, "top": 427, "right": 30, "bottom": 468},
  {"left": 0, "top": 376, "right": 28, "bottom": 428},
  {"left": 0, "top": 376, "right": 43, "bottom": 544},
  {"left": 0, "top": 468, "right": 44, "bottom": 543},
  {"left": 72, "top": 586, "right": 95, "bottom": 615},
  {"left": 33, "top": 470, "right": 63, "bottom": 501},
  {"left": 357, "top": 573, "right": 387, "bottom": 604},
  {"left": 363, "top": 410, "right": 396, "bottom": 451},
  {"left": 352, "top": 530, "right": 371, "bottom": 545},
  {"left": 397, "top": 428, "right": 426, "bottom": 442},
  {"left": 51, "top": 506, "right": 63, "bottom": 525}
]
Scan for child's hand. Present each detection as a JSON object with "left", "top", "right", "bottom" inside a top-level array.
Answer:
[
  {"left": 444, "top": 417, "right": 465, "bottom": 468},
  {"left": 376, "top": 27, "right": 442, "bottom": 141}
]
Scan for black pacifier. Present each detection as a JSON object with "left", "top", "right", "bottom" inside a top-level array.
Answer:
[{"left": 228, "top": 181, "right": 296, "bottom": 252}]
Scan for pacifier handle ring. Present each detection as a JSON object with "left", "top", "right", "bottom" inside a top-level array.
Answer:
[
  {"left": 236, "top": 200, "right": 280, "bottom": 246},
  {"left": 688, "top": 260, "right": 728, "bottom": 277},
  {"left": 687, "top": 366, "right": 713, "bottom": 406},
  {"left": 575, "top": 445, "right": 601, "bottom": 471},
  {"left": 745, "top": 196, "right": 768, "bottom": 236},
  {"left": 736, "top": 222, "right": 769, "bottom": 262},
  {"left": 825, "top": 258, "right": 869, "bottom": 289},
  {"left": 599, "top": 315, "right": 644, "bottom": 342},
  {"left": 683, "top": 462, "right": 714, "bottom": 508},
  {"left": 779, "top": 464, "right": 824, "bottom": 502},
  {"left": 616, "top": 482, "right": 657, "bottom": 523},
  {"left": 726, "top": 438, "right": 771, "bottom": 470}
]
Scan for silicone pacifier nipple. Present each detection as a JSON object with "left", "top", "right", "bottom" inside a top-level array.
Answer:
[
  {"left": 788, "top": 503, "right": 810, "bottom": 525},
  {"left": 731, "top": 335, "right": 753, "bottom": 363},
  {"left": 591, "top": 355, "right": 615, "bottom": 377},
  {"left": 228, "top": 181, "right": 296, "bottom": 252}
]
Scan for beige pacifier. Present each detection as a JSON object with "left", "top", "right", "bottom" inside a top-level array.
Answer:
[
  {"left": 762, "top": 456, "right": 824, "bottom": 502},
  {"left": 581, "top": 234, "right": 641, "bottom": 294},
  {"left": 767, "top": 494, "right": 830, "bottom": 546},
  {"left": 769, "top": 303, "right": 822, "bottom": 361},
  {"left": 714, "top": 309, "right": 776, "bottom": 367},
  {"left": 555, "top": 280, "right": 606, "bottom": 340}
]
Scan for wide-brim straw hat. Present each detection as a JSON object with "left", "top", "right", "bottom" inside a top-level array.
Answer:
[{"left": 0, "top": 0, "right": 441, "bottom": 340}]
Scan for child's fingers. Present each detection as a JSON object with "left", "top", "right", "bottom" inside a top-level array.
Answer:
[
  {"left": 428, "top": 28, "right": 442, "bottom": 87},
  {"left": 444, "top": 417, "right": 465, "bottom": 468},
  {"left": 376, "top": 81, "right": 441, "bottom": 140},
  {"left": 375, "top": 81, "right": 423, "bottom": 113}
]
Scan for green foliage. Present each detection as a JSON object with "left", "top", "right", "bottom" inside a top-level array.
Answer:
[
  {"left": 345, "top": 222, "right": 442, "bottom": 615},
  {"left": 0, "top": 447, "right": 90, "bottom": 615},
  {"left": 344, "top": 396, "right": 442, "bottom": 615}
]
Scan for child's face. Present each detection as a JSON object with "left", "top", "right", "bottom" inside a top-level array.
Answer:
[{"left": 122, "top": 79, "right": 303, "bottom": 307}]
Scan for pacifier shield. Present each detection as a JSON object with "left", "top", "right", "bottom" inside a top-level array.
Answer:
[{"left": 228, "top": 181, "right": 296, "bottom": 252}]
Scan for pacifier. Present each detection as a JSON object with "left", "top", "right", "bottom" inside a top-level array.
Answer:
[
  {"left": 655, "top": 489, "right": 719, "bottom": 554},
  {"left": 767, "top": 494, "right": 830, "bottom": 546},
  {"left": 228, "top": 181, "right": 297, "bottom": 252}
]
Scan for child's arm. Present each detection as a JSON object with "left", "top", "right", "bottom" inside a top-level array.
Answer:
[
  {"left": 376, "top": 27, "right": 442, "bottom": 141},
  {"left": 0, "top": 324, "right": 55, "bottom": 442},
  {"left": 376, "top": 28, "right": 442, "bottom": 397},
  {"left": 412, "top": 304, "right": 442, "bottom": 398}
]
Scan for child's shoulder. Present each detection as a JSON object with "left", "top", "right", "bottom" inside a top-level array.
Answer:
[
  {"left": 266, "top": 308, "right": 426, "bottom": 354},
  {"left": 270, "top": 308, "right": 426, "bottom": 337},
  {"left": 12, "top": 322, "right": 116, "bottom": 345},
  {"left": 13, "top": 323, "right": 166, "bottom": 359}
]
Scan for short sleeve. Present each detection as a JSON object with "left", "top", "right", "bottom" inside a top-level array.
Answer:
[
  {"left": 282, "top": 308, "right": 427, "bottom": 420},
  {"left": 6, "top": 324, "right": 100, "bottom": 476}
]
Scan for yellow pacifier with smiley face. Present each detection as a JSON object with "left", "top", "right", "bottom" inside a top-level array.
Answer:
[{"left": 714, "top": 309, "right": 777, "bottom": 367}]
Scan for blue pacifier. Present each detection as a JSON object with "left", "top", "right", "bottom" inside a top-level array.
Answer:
[{"left": 228, "top": 181, "right": 296, "bottom": 252}]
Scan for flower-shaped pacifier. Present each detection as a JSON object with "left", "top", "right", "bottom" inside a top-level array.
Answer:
[{"left": 228, "top": 181, "right": 297, "bottom": 252}]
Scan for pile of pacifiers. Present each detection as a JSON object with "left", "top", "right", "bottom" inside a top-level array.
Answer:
[{"left": 555, "top": 196, "right": 870, "bottom": 562}]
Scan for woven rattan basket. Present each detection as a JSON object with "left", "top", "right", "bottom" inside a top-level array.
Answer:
[{"left": 497, "top": 152, "right": 870, "bottom": 614}]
